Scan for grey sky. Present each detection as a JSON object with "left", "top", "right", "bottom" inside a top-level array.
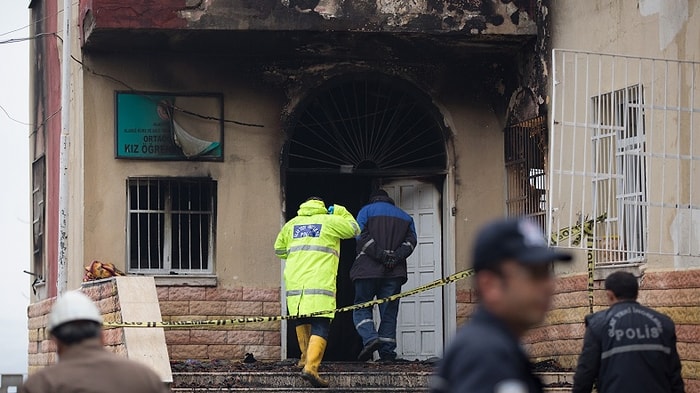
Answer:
[{"left": 0, "top": 2, "right": 31, "bottom": 375}]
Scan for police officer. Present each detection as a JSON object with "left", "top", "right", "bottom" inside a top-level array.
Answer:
[
  {"left": 572, "top": 271, "right": 684, "bottom": 393},
  {"left": 274, "top": 197, "right": 360, "bottom": 388},
  {"left": 20, "top": 291, "right": 168, "bottom": 393},
  {"left": 432, "top": 218, "right": 572, "bottom": 393}
]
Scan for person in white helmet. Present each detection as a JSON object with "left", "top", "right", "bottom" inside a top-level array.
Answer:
[{"left": 20, "top": 291, "right": 168, "bottom": 393}]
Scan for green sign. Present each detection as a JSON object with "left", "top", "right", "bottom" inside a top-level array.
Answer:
[{"left": 115, "top": 92, "right": 223, "bottom": 160}]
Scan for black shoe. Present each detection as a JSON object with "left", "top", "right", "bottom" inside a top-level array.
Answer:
[
  {"left": 357, "top": 339, "right": 381, "bottom": 361},
  {"left": 376, "top": 356, "right": 406, "bottom": 363}
]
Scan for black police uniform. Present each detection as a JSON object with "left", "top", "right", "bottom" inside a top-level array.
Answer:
[
  {"left": 431, "top": 306, "right": 544, "bottom": 393},
  {"left": 572, "top": 300, "right": 684, "bottom": 393}
]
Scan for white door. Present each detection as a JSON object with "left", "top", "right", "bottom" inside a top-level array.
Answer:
[{"left": 382, "top": 180, "right": 443, "bottom": 360}]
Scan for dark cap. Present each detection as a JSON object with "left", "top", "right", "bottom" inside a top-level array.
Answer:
[
  {"left": 370, "top": 189, "right": 389, "bottom": 199},
  {"left": 472, "top": 218, "right": 572, "bottom": 272}
]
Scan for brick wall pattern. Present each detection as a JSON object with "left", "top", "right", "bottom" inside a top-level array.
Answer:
[
  {"left": 28, "top": 279, "right": 282, "bottom": 374},
  {"left": 157, "top": 286, "right": 282, "bottom": 361},
  {"left": 28, "top": 279, "right": 125, "bottom": 374}
]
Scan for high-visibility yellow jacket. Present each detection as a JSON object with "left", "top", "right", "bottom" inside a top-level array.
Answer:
[{"left": 274, "top": 200, "right": 360, "bottom": 319}]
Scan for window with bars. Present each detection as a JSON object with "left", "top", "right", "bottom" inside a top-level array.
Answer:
[
  {"left": 127, "top": 178, "right": 216, "bottom": 274},
  {"left": 591, "top": 85, "right": 647, "bottom": 264},
  {"left": 31, "top": 156, "right": 46, "bottom": 282},
  {"left": 505, "top": 116, "right": 548, "bottom": 230}
]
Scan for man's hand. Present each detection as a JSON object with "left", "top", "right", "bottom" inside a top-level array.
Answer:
[
  {"left": 382, "top": 251, "right": 398, "bottom": 271},
  {"left": 393, "top": 244, "right": 414, "bottom": 260}
]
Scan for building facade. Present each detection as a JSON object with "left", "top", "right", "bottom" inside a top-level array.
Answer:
[
  {"left": 529, "top": 1, "right": 700, "bottom": 390},
  {"left": 30, "top": 0, "right": 548, "bottom": 363},
  {"left": 27, "top": 0, "right": 699, "bottom": 388}
]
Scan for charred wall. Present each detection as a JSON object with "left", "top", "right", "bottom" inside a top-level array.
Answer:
[
  {"left": 81, "top": 0, "right": 540, "bottom": 40},
  {"left": 505, "top": 0, "right": 551, "bottom": 124}
]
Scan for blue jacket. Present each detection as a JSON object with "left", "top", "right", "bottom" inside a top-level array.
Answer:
[
  {"left": 350, "top": 195, "right": 417, "bottom": 283},
  {"left": 432, "top": 306, "right": 544, "bottom": 393}
]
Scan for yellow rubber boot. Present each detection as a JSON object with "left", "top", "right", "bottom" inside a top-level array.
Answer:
[
  {"left": 295, "top": 324, "right": 311, "bottom": 368},
  {"left": 301, "top": 335, "right": 329, "bottom": 388}
]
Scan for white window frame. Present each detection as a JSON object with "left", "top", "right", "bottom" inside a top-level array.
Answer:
[
  {"left": 591, "top": 85, "right": 647, "bottom": 264},
  {"left": 127, "top": 177, "right": 216, "bottom": 275}
]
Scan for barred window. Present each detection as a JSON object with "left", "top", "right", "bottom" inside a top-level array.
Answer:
[
  {"left": 31, "top": 156, "right": 46, "bottom": 282},
  {"left": 127, "top": 178, "right": 216, "bottom": 274},
  {"left": 592, "top": 85, "right": 647, "bottom": 264},
  {"left": 505, "top": 116, "right": 548, "bottom": 231}
]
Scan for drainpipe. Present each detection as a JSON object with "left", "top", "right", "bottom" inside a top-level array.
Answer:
[{"left": 57, "top": 0, "right": 72, "bottom": 295}]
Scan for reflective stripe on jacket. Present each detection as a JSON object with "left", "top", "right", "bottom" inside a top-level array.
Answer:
[
  {"left": 351, "top": 196, "right": 417, "bottom": 282},
  {"left": 274, "top": 200, "right": 360, "bottom": 318}
]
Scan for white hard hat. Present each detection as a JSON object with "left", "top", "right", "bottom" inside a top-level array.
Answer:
[{"left": 47, "top": 291, "right": 103, "bottom": 333}]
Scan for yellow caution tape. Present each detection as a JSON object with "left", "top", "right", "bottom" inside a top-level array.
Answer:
[
  {"left": 550, "top": 213, "right": 606, "bottom": 315},
  {"left": 105, "top": 216, "right": 608, "bottom": 330},
  {"left": 103, "top": 269, "right": 476, "bottom": 329}
]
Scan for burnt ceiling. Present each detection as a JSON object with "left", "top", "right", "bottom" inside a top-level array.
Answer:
[{"left": 81, "top": 0, "right": 539, "bottom": 50}]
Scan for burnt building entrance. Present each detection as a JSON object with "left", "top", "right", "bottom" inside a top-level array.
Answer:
[{"left": 283, "top": 75, "right": 449, "bottom": 361}]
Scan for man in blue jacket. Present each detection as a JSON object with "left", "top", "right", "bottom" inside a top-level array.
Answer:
[{"left": 351, "top": 189, "right": 417, "bottom": 362}]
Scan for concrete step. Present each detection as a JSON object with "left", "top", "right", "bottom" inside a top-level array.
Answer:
[
  {"left": 172, "top": 371, "right": 431, "bottom": 390},
  {"left": 171, "top": 369, "right": 573, "bottom": 392},
  {"left": 171, "top": 388, "right": 428, "bottom": 393},
  {"left": 539, "top": 371, "right": 574, "bottom": 392}
]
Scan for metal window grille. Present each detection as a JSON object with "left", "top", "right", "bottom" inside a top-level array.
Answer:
[
  {"left": 127, "top": 178, "right": 216, "bottom": 274},
  {"left": 549, "top": 50, "right": 700, "bottom": 266},
  {"left": 505, "top": 116, "right": 548, "bottom": 230},
  {"left": 591, "top": 85, "right": 647, "bottom": 264},
  {"left": 287, "top": 77, "right": 447, "bottom": 175},
  {"left": 31, "top": 156, "right": 46, "bottom": 278}
]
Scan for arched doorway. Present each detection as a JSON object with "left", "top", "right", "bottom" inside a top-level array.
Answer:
[
  {"left": 283, "top": 74, "right": 449, "bottom": 361},
  {"left": 285, "top": 76, "right": 447, "bottom": 174}
]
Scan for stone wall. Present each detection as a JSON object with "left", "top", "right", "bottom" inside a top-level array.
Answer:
[
  {"left": 27, "top": 279, "right": 125, "bottom": 375},
  {"left": 455, "top": 285, "right": 477, "bottom": 328},
  {"left": 455, "top": 269, "right": 700, "bottom": 391},
  {"left": 525, "top": 270, "right": 700, "bottom": 391},
  {"left": 27, "top": 277, "right": 172, "bottom": 382},
  {"left": 157, "top": 286, "right": 282, "bottom": 361}
]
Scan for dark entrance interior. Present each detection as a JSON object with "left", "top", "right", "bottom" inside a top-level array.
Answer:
[
  {"left": 284, "top": 173, "right": 373, "bottom": 361},
  {"left": 282, "top": 74, "right": 448, "bottom": 361}
]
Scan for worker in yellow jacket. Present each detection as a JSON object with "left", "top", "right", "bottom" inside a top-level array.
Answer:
[{"left": 275, "top": 197, "right": 360, "bottom": 388}]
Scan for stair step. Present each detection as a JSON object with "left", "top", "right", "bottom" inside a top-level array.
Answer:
[
  {"left": 173, "top": 371, "right": 431, "bottom": 389},
  {"left": 171, "top": 388, "right": 428, "bottom": 393},
  {"left": 537, "top": 371, "right": 574, "bottom": 385},
  {"left": 537, "top": 371, "right": 574, "bottom": 392},
  {"left": 172, "top": 370, "right": 573, "bottom": 392}
]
